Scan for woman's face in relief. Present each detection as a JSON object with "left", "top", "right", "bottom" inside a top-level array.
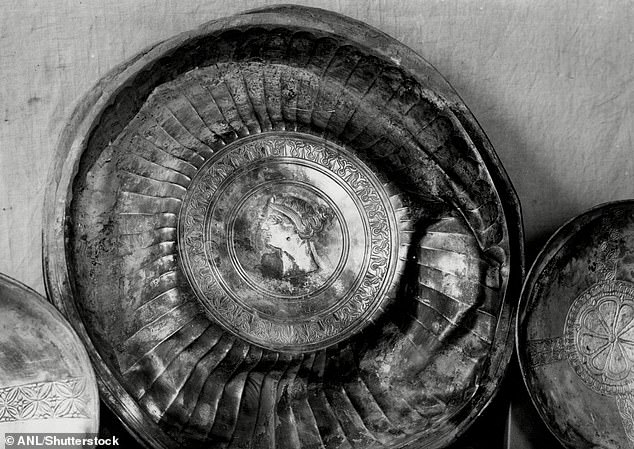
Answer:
[{"left": 261, "top": 210, "right": 297, "bottom": 251}]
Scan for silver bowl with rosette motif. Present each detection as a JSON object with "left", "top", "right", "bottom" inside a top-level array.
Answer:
[
  {"left": 517, "top": 200, "right": 634, "bottom": 448},
  {"left": 0, "top": 273, "right": 99, "bottom": 438},
  {"left": 44, "top": 5, "right": 523, "bottom": 448}
]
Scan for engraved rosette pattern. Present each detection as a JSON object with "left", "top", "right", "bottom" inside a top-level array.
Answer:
[
  {"left": 565, "top": 282, "right": 634, "bottom": 394},
  {"left": 519, "top": 204, "right": 634, "bottom": 448}
]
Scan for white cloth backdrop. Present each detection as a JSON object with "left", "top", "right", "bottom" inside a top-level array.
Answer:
[{"left": 1, "top": 1, "right": 633, "bottom": 447}]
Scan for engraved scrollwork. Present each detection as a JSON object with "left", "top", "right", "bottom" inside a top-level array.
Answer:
[
  {"left": 178, "top": 134, "right": 401, "bottom": 351},
  {"left": 525, "top": 337, "right": 566, "bottom": 367},
  {"left": 616, "top": 394, "right": 634, "bottom": 443}
]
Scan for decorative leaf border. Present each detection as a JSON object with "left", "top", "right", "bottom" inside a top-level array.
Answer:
[{"left": 0, "top": 377, "right": 89, "bottom": 422}]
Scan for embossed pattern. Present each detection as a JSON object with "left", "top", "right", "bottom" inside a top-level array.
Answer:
[
  {"left": 179, "top": 134, "right": 401, "bottom": 351},
  {"left": 53, "top": 10, "right": 519, "bottom": 449},
  {"left": 617, "top": 394, "right": 634, "bottom": 443},
  {"left": 525, "top": 337, "right": 566, "bottom": 367},
  {"left": 566, "top": 282, "right": 634, "bottom": 394},
  {"left": 519, "top": 204, "right": 634, "bottom": 448},
  {"left": 0, "top": 378, "right": 89, "bottom": 423}
]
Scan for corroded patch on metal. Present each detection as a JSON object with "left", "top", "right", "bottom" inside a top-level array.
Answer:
[
  {"left": 565, "top": 281, "right": 634, "bottom": 395},
  {"left": 179, "top": 133, "right": 400, "bottom": 352}
]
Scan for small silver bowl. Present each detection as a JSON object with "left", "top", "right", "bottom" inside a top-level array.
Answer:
[
  {"left": 0, "top": 273, "right": 99, "bottom": 437},
  {"left": 518, "top": 200, "right": 634, "bottom": 448}
]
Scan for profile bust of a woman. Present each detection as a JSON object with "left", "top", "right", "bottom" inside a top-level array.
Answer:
[{"left": 258, "top": 195, "right": 334, "bottom": 280}]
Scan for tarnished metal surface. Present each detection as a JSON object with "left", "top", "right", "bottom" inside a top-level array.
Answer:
[
  {"left": 44, "top": 5, "right": 524, "bottom": 448},
  {"left": 0, "top": 273, "right": 99, "bottom": 438},
  {"left": 518, "top": 200, "right": 634, "bottom": 448}
]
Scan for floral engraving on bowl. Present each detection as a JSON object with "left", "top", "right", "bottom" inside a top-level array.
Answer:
[
  {"left": 579, "top": 297, "right": 634, "bottom": 380},
  {"left": 565, "top": 281, "right": 634, "bottom": 395},
  {"left": 0, "top": 377, "right": 88, "bottom": 423}
]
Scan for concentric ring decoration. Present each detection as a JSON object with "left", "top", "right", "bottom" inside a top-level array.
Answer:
[
  {"left": 178, "top": 133, "right": 404, "bottom": 352},
  {"left": 45, "top": 6, "right": 523, "bottom": 449}
]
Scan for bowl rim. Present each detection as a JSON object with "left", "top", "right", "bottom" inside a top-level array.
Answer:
[{"left": 0, "top": 271, "right": 100, "bottom": 432}]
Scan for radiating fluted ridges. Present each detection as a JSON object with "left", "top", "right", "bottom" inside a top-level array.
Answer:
[
  {"left": 68, "top": 26, "right": 509, "bottom": 448},
  {"left": 356, "top": 212, "right": 500, "bottom": 421}
]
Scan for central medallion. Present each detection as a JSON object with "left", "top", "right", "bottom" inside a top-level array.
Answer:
[
  {"left": 565, "top": 281, "right": 634, "bottom": 395},
  {"left": 178, "top": 133, "right": 401, "bottom": 352}
]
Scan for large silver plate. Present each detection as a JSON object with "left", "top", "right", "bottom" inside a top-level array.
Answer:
[{"left": 44, "top": 5, "right": 523, "bottom": 448}]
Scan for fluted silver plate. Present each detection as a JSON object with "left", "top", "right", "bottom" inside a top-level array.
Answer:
[{"left": 44, "top": 5, "right": 523, "bottom": 449}]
